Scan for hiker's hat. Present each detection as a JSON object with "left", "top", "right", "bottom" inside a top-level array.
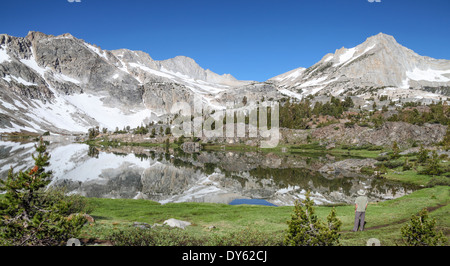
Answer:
[{"left": 357, "top": 189, "right": 367, "bottom": 196}]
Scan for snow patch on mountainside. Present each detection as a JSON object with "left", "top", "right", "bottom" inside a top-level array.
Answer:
[
  {"left": 299, "top": 76, "right": 328, "bottom": 88},
  {"left": 64, "top": 93, "right": 153, "bottom": 130},
  {"left": 20, "top": 52, "right": 49, "bottom": 76},
  {"left": 335, "top": 47, "right": 356, "bottom": 66},
  {"left": 0, "top": 99, "right": 19, "bottom": 111},
  {"left": 406, "top": 67, "right": 450, "bottom": 82},
  {"left": 25, "top": 97, "right": 88, "bottom": 133},
  {"left": 281, "top": 68, "right": 305, "bottom": 81},
  {"left": 0, "top": 92, "right": 154, "bottom": 134},
  {"left": 0, "top": 45, "right": 11, "bottom": 64},
  {"left": 84, "top": 42, "right": 108, "bottom": 61},
  {"left": 52, "top": 72, "right": 81, "bottom": 84},
  {"left": 2, "top": 75, "right": 37, "bottom": 86},
  {"left": 323, "top": 55, "right": 333, "bottom": 63},
  {"left": 278, "top": 88, "right": 303, "bottom": 100},
  {"left": 269, "top": 67, "right": 306, "bottom": 84},
  {"left": 128, "top": 62, "right": 174, "bottom": 80},
  {"left": 342, "top": 44, "right": 376, "bottom": 67}
]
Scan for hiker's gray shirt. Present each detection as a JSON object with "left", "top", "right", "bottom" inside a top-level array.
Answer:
[{"left": 355, "top": 196, "right": 368, "bottom": 212}]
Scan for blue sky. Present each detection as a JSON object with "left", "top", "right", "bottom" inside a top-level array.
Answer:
[{"left": 2, "top": 0, "right": 450, "bottom": 81}]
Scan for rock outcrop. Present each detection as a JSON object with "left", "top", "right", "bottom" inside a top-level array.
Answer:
[
  {"left": 310, "top": 121, "right": 446, "bottom": 147},
  {"left": 319, "top": 158, "right": 378, "bottom": 178},
  {"left": 1, "top": 31, "right": 449, "bottom": 135},
  {"left": 0, "top": 31, "right": 251, "bottom": 134},
  {"left": 163, "top": 218, "right": 191, "bottom": 230},
  {"left": 271, "top": 33, "right": 450, "bottom": 99}
]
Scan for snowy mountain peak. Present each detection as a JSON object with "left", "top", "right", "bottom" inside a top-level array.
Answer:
[
  {"left": 271, "top": 32, "right": 450, "bottom": 99},
  {"left": 0, "top": 31, "right": 257, "bottom": 134},
  {"left": 1, "top": 31, "right": 450, "bottom": 135}
]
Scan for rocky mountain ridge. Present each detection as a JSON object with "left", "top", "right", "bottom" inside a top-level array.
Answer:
[
  {"left": 270, "top": 33, "right": 450, "bottom": 99},
  {"left": 0, "top": 31, "right": 258, "bottom": 134},
  {"left": 1, "top": 31, "right": 449, "bottom": 135}
]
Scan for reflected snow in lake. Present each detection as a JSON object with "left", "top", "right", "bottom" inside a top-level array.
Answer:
[{"left": 0, "top": 140, "right": 418, "bottom": 206}]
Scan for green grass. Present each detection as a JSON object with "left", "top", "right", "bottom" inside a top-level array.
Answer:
[
  {"left": 385, "top": 169, "right": 441, "bottom": 186},
  {"left": 202, "top": 143, "right": 265, "bottom": 152},
  {"left": 286, "top": 143, "right": 382, "bottom": 159},
  {"left": 57, "top": 142, "right": 450, "bottom": 245},
  {"left": 78, "top": 186, "right": 449, "bottom": 246},
  {"left": 379, "top": 154, "right": 450, "bottom": 187},
  {"left": 2, "top": 141, "right": 448, "bottom": 246}
]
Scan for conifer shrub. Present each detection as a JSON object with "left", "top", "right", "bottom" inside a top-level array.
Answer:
[
  {"left": 400, "top": 208, "right": 447, "bottom": 246},
  {"left": 108, "top": 226, "right": 283, "bottom": 246},
  {"left": 417, "top": 145, "right": 429, "bottom": 164},
  {"left": 419, "top": 150, "right": 444, "bottom": 176},
  {"left": 284, "top": 191, "right": 342, "bottom": 246},
  {"left": 0, "top": 139, "right": 88, "bottom": 246}
]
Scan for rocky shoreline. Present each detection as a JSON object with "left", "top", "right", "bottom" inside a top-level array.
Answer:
[{"left": 90, "top": 121, "right": 447, "bottom": 150}]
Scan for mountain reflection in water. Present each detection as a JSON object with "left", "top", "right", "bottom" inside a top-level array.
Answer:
[{"left": 0, "top": 141, "right": 418, "bottom": 206}]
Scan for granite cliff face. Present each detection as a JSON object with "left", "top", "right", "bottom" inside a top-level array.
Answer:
[
  {"left": 0, "top": 31, "right": 255, "bottom": 134},
  {"left": 270, "top": 33, "right": 450, "bottom": 99},
  {"left": 1, "top": 31, "right": 449, "bottom": 134},
  {"left": 311, "top": 121, "right": 447, "bottom": 147}
]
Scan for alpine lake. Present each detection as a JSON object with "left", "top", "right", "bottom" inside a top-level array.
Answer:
[{"left": 0, "top": 138, "right": 419, "bottom": 207}]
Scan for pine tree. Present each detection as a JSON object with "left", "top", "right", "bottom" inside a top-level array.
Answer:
[
  {"left": 391, "top": 141, "right": 400, "bottom": 159},
  {"left": 284, "top": 191, "right": 342, "bottom": 246},
  {"left": 403, "top": 157, "right": 411, "bottom": 171},
  {"left": 151, "top": 128, "right": 156, "bottom": 138},
  {"left": 0, "top": 139, "right": 86, "bottom": 246},
  {"left": 421, "top": 150, "right": 443, "bottom": 176},
  {"left": 441, "top": 126, "right": 450, "bottom": 150},
  {"left": 417, "top": 144, "right": 429, "bottom": 164},
  {"left": 165, "top": 126, "right": 171, "bottom": 136},
  {"left": 88, "top": 126, "right": 100, "bottom": 140},
  {"left": 165, "top": 138, "right": 170, "bottom": 153},
  {"left": 242, "top": 96, "right": 248, "bottom": 106},
  {"left": 401, "top": 208, "right": 447, "bottom": 246}
]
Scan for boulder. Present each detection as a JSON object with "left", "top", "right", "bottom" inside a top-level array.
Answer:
[
  {"left": 326, "top": 143, "right": 336, "bottom": 150},
  {"left": 133, "top": 222, "right": 151, "bottom": 229},
  {"left": 163, "top": 218, "right": 191, "bottom": 229}
]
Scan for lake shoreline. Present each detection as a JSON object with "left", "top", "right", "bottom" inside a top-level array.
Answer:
[{"left": 1, "top": 137, "right": 448, "bottom": 246}]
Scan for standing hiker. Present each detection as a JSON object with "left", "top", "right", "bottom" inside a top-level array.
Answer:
[{"left": 353, "top": 189, "right": 368, "bottom": 232}]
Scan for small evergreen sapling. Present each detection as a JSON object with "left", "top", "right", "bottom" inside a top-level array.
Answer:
[
  {"left": 390, "top": 141, "right": 400, "bottom": 159},
  {"left": 0, "top": 139, "right": 86, "bottom": 246},
  {"left": 401, "top": 208, "right": 447, "bottom": 246},
  {"left": 417, "top": 144, "right": 429, "bottom": 164},
  {"left": 284, "top": 191, "right": 342, "bottom": 246},
  {"left": 419, "top": 150, "right": 443, "bottom": 176}
]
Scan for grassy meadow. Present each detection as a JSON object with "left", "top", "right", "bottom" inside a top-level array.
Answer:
[{"left": 78, "top": 185, "right": 449, "bottom": 246}]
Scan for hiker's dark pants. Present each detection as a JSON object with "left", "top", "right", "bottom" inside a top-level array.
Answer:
[{"left": 353, "top": 211, "right": 366, "bottom": 231}]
